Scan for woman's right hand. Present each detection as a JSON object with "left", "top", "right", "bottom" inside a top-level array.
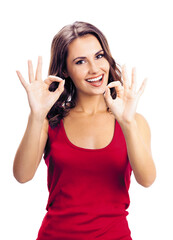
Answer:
[{"left": 16, "top": 56, "right": 65, "bottom": 121}]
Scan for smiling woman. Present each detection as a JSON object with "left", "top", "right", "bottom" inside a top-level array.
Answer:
[
  {"left": 13, "top": 21, "right": 156, "bottom": 240},
  {"left": 47, "top": 22, "right": 122, "bottom": 128},
  {"left": 64, "top": 35, "right": 110, "bottom": 96},
  {"left": 72, "top": 48, "right": 106, "bottom": 87}
]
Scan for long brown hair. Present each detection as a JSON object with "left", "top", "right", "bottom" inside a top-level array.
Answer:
[{"left": 47, "top": 21, "right": 122, "bottom": 128}]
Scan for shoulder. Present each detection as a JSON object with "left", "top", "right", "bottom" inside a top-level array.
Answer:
[
  {"left": 135, "top": 113, "right": 151, "bottom": 142},
  {"left": 135, "top": 113, "right": 150, "bottom": 128}
]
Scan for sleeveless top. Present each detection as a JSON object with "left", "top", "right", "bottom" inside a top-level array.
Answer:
[{"left": 36, "top": 119, "right": 132, "bottom": 240}]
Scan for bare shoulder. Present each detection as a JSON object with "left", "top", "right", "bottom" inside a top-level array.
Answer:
[
  {"left": 135, "top": 113, "right": 151, "bottom": 143},
  {"left": 135, "top": 113, "right": 150, "bottom": 128}
]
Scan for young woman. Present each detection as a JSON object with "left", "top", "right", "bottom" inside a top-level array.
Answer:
[{"left": 13, "top": 21, "right": 156, "bottom": 240}]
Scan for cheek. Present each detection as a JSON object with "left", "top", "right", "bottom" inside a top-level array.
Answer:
[
  {"left": 70, "top": 67, "right": 87, "bottom": 81},
  {"left": 101, "top": 61, "right": 110, "bottom": 82},
  {"left": 105, "top": 60, "right": 110, "bottom": 71},
  {"left": 66, "top": 60, "right": 86, "bottom": 81},
  {"left": 100, "top": 59, "right": 110, "bottom": 71}
]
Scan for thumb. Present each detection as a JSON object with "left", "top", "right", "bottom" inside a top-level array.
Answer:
[
  {"left": 104, "top": 87, "right": 113, "bottom": 107},
  {"left": 53, "top": 80, "right": 65, "bottom": 99}
]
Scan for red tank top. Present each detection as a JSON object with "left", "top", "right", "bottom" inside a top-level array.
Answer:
[{"left": 36, "top": 120, "right": 132, "bottom": 240}]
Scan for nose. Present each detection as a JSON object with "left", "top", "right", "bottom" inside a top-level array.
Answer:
[{"left": 88, "top": 61, "right": 99, "bottom": 74}]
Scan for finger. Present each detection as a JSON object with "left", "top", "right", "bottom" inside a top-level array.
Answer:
[
  {"left": 122, "top": 65, "right": 129, "bottom": 90},
  {"left": 131, "top": 67, "right": 137, "bottom": 91},
  {"left": 107, "top": 81, "right": 124, "bottom": 98},
  {"left": 44, "top": 75, "right": 64, "bottom": 85},
  {"left": 35, "top": 56, "right": 42, "bottom": 80},
  {"left": 28, "top": 60, "right": 34, "bottom": 83},
  {"left": 137, "top": 78, "right": 147, "bottom": 97},
  {"left": 103, "top": 86, "right": 113, "bottom": 107},
  {"left": 107, "top": 81, "right": 122, "bottom": 88},
  {"left": 16, "top": 70, "right": 28, "bottom": 89},
  {"left": 54, "top": 79, "right": 65, "bottom": 97}
]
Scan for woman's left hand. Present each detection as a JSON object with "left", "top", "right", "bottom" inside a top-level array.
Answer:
[{"left": 104, "top": 65, "right": 147, "bottom": 124}]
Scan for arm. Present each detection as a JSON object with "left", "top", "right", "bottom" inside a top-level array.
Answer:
[
  {"left": 13, "top": 56, "right": 65, "bottom": 183},
  {"left": 13, "top": 116, "right": 48, "bottom": 183},
  {"left": 120, "top": 113, "right": 156, "bottom": 187},
  {"left": 104, "top": 65, "right": 156, "bottom": 187}
]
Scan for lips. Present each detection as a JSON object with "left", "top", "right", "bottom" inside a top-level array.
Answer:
[
  {"left": 86, "top": 74, "right": 103, "bottom": 82},
  {"left": 85, "top": 74, "right": 104, "bottom": 87}
]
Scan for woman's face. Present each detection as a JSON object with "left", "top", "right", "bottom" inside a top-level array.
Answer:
[{"left": 65, "top": 34, "right": 110, "bottom": 96}]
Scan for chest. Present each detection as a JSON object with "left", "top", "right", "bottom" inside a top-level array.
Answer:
[{"left": 63, "top": 113, "right": 115, "bottom": 149}]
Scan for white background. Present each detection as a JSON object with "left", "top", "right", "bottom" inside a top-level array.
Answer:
[{"left": 0, "top": 0, "right": 173, "bottom": 239}]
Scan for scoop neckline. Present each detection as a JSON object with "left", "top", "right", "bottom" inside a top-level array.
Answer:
[{"left": 60, "top": 119, "right": 117, "bottom": 152}]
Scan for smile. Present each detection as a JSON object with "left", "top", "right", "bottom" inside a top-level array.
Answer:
[
  {"left": 85, "top": 74, "right": 104, "bottom": 87},
  {"left": 86, "top": 74, "right": 103, "bottom": 82}
]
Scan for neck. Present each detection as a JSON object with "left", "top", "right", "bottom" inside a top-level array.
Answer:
[{"left": 74, "top": 93, "right": 108, "bottom": 115}]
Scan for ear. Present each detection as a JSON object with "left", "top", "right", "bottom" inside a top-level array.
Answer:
[{"left": 63, "top": 70, "right": 69, "bottom": 78}]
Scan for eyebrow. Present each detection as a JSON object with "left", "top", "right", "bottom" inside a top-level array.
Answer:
[{"left": 72, "top": 49, "right": 104, "bottom": 62}]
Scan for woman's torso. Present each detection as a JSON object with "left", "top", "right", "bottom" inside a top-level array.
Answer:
[
  {"left": 37, "top": 111, "right": 132, "bottom": 240},
  {"left": 63, "top": 110, "right": 116, "bottom": 150}
]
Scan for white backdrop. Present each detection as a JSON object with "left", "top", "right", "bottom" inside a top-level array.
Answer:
[{"left": 0, "top": 0, "right": 173, "bottom": 239}]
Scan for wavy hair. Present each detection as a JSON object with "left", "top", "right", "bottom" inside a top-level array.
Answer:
[{"left": 47, "top": 21, "right": 122, "bottom": 128}]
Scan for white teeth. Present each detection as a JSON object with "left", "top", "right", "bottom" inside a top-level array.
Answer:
[{"left": 86, "top": 75, "right": 103, "bottom": 82}]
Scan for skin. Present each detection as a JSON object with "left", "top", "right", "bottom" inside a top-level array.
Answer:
[{"left": 13, "top": 34, "right": 156, "bottom": 187}]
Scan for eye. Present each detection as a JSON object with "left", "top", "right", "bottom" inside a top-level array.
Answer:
[
  {"left": 75, "top": 59, "right": 85, "bottom": 65},
  {"left": 96, "top": 53, "right": 104, "bottom": 59}
]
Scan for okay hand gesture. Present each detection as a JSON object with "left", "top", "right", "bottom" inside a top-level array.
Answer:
[
  {"left": 104, "top": 65, "right": 147, "bottom": 124},
  {"left": 16, "top": 56, "right": 65, "bottom": 120}
]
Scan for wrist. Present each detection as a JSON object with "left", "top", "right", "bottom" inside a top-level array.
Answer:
[
  {"left": 118, "top": 117, "right": 138, "bottom": 133},
  {"left": 29, "top": 111, "right": 46, "bottom": 124}
]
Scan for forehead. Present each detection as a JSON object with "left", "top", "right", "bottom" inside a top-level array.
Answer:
[{"left": 67, "top": 34, "right": 102, "bottom": 58}]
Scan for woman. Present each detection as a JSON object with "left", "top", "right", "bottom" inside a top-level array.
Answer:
[{"left": 13, "top": 21, "right": 156, "bottom": 239}]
